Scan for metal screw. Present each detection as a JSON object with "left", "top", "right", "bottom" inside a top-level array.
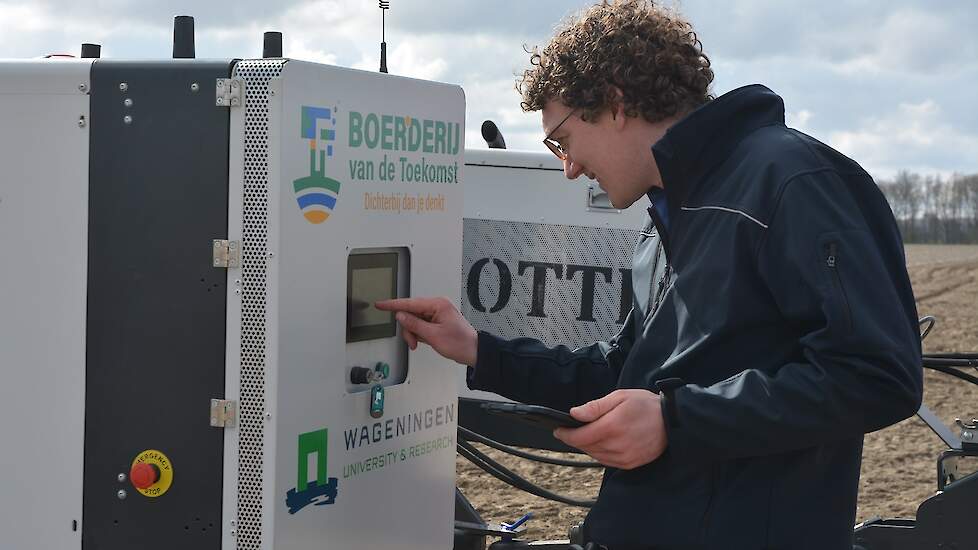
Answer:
[
  {"left": 117, "top": 473, "right": 126, "bottom": 482},
  {"left": 231, "top": 81, "right": 239, "bottom": 89},
  {"left": 230, "top": 97, "right": 239, "bottom": 106},
  {"left": 119, "top": 82, "right": 128, "bottom": 92},
  {"left": 123, "top": 115, "right": 133, "bottom": 125},
  {"left": 270, "top": 90, "right": 276, "bottom": 96},
  {"left": 218, "top": 80, "right": 225, "bottom": 88},
  {"left": 234, "top": 289, "right": 242, "bottom": 296},
  {"left": 230, "top": 529, "right": 237, "bottom": 537},
  {"left": 267, "top": 251, "right": 275, "bottom": 258},
  {"left": 230, "top": 520, "right": 236, "bottom": 526},
  {"left": 264, "top": 411, "right": 272, "bottom": 419},
  {"left": 78, "top": 116, "right": 86, "bottom": 128},
  {"left": 123, "top": 98, "right": 133, "bottom": 108},
  {"left": 191, "top": 83, "right": 199, "bottom": 92},
  {"left": 78, "top": 83, "right": 88, "bottom": 93},
  {"left": 234, "top": 279, "right": 242, "bottom": 286},
  {"left": 217, "top": 98, "right": 224, "bottom": 105},
  {"left": 117, "top": 490, "right": 127, "bottom": 500}
]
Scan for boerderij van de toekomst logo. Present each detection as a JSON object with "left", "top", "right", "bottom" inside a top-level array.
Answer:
[{"left": 294, "top": 106, "right": 342, "bottom": 224}]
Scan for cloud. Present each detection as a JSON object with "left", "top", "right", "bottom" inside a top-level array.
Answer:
[
  {"left": 829, "top": 99, "right": 978, "bottom": 179},
  {"left": 0, "top": 0, "right": 975, "bottom": 173}
]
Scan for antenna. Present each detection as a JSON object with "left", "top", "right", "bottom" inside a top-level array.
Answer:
[{"left": 379, "top": 0, "right": 390, "bottom": 73}]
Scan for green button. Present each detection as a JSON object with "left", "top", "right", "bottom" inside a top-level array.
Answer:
[{"left": 375, "top": 362, "right": 390, "bottom": 379}]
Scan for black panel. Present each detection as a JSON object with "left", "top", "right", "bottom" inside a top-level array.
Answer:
[
  {"left": 458, "top": 398, "right": 580, "bottom": 454},
  {"left": 83, "top": 60, "right": 234, "bottom": 550}
]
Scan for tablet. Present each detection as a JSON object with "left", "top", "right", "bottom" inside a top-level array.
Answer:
[{"left": 479, "top": 402, "right": 585, "bottom": 430}]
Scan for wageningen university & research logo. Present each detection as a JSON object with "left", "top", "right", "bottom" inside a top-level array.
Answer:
[
  {"left": 294, "top": 106, "right": 342, "bottom": 224},
  {"left": 285, "top": 428, "right": 339, "bottom": 514}
]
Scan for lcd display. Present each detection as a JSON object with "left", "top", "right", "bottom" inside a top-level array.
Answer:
[
  {"left": 347, "top": 253, "right": 398, "bottom": 342},
  {"left": 350, "top": 267, "right": 394, "bottom": 328}
]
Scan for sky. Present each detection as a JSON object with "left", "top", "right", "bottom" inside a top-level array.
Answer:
[{"left": 2, "top": 0, "right": 976, "bottom": 181}]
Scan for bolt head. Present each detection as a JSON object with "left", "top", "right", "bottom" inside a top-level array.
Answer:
[
  {"left": 191, "top": 83, "right": 200, "bottom": 92},
  {"left": 123, "top": 98, "right": 133, "bottom": 107},
  {"left": 123, "top": 115, "right": 133, "bottom": 125},
  {"left": 77, "top": 117, "right": 86, "bottom": 128},
  {"left": 78, "top": 83, "right": 88, "bottom": 92},
  {"left": 234, "top": 289, "right": 242, "bottom": 295},
  {"left": 217, "top": 98, "right": 224, "bottom": 105},
  {"left": 117, "top": 490, "right": 127, "bottom": 500},
  {"left": 119, "top": 82, "right": 128, "bottom": 92},
  {"left": 117, "top": 473, "right": 126, "bottom": 482}
]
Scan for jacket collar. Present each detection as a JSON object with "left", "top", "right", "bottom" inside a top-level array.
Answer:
[{"left": 651, "top": 84, "right": 786, "bottom": 206}]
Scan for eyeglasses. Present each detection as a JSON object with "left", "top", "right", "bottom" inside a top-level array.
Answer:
[{"left": 543, "top": 109, "right": 576, "bottom": 160}]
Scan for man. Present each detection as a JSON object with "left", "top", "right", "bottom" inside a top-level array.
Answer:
[{"left": 377, "top": 1, "right": 923, "bottom": 548}]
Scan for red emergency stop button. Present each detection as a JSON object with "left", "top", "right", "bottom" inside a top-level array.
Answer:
[{"left": 130, "top": 462, "right": 161, "bottom": 489}]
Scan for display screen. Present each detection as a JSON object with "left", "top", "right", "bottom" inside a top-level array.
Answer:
[
  {"left": 350, "top": 267, "right": 394, "bottom": 328},
  {"left": 347, "top": 253, "right": 398, "bottom": 342}
]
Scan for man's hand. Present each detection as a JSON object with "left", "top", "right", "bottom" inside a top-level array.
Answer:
[
  {"left": 375, "top": 297, "right": 478, "bottom": 366},
  {"left": 553, "top": 389, "right": 668, "bottom": 470}
]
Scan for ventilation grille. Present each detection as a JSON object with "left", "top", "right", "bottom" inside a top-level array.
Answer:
[
  {"left": 462, "top": 219, "right": 639, "bottom": 348},
  {"left": 231, "top": 58, "right": 285, "bottom": 550}
]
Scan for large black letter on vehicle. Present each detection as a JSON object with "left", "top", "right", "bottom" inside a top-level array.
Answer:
[
  {"left": 517, "top": 261, "right": 564, "bottom": 318},
  {"left": 466, "top": 258, "right": 512, "bottom": 313},
  {"left": 566, "top": 264, "right": 612, "bottom": 322}
]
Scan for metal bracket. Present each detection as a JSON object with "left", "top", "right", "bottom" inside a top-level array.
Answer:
[
  {"left": 216, "top": 78, "right": 243, "bottom": 107},
  {"left": 956, "top": 418, "right": 978, "bottom": 451},
  {"left": 210, "top": 399, "right": 237, "bottom": 428},
  {"left": 213, "top": 239, "right": 240, "bottom": 268},
  {"left": 586, "top": 185, "right": 620, "bottom": 213}
]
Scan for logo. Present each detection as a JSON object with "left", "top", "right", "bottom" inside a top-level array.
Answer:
[
  {"left": 285, "top": 428, "right": 339, "bottom": 514},
  {"left": 294, "top": 106, "right": 342, "bottom": 224}
]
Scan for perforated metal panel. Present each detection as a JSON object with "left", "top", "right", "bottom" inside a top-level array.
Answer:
[
  {"left": 232, "top": 58, "right": 285, "bottom": 550},
  {"left": 462, "top": 218, "right": 639, "bottom": 349}
]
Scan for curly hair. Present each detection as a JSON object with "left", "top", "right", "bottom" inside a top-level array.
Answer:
[{"left": 518, "top": 0, "right": 714, "bottom": 123}]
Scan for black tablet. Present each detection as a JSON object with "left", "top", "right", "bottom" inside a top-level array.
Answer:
[{"left": 480, "top": 402, "right": 585, "bottom": 430}]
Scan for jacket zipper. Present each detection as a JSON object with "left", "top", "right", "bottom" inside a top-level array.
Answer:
[
  {"left": 650, "top": 262, "right": 672, "bottom": 316},
  {"left": 824, "top": 241, "right": 853, "bottom": 332}
]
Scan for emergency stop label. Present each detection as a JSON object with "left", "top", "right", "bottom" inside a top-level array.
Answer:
[{"left": 131, "top": 449, "right": 174, "bottom": 498}]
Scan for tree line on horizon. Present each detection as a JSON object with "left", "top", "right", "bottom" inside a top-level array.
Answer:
[{"left": 876, "top": 171, "right": 978, "bottom": 244}]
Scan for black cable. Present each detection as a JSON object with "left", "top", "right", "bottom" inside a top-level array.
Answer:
[
  {"left": 923, "top": 356, "right": 978, "bottom": 368},
  {"left": 458, "top": 440, "right": 596, "bottom": 508},
  {"left": 458, "top": 439, "right": 596, "bottom": 508},
  {"left": 922, "top": 363, "right": 978, "bottom": 386},
  {"left": 919, "top": 316, "right": 936, "bottom": 341},
  {"left": 924, "top": 353, "right": 978, "bottom": 360},
  {"left": 458, "top": 426, "right": 603, "bottom": 468}
]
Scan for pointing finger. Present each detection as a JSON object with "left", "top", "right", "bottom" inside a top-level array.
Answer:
[{"left": 375, "top": 297, "right": 443, "bottom": 317}]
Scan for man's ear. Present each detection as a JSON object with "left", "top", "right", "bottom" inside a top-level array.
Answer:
[{"left": 609, "top": 86, "right": 626, "bottom": 128}]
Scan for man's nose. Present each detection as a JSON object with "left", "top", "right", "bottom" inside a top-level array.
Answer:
[{"left": 563, "top": 157, "right": 584, "bottom": 180}]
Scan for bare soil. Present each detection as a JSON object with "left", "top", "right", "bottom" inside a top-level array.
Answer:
[{"left": 456, "top": 244, "right": 978, "bottom": 541}]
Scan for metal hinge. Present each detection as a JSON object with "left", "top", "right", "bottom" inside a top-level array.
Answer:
[
  {"left": 213, "top": 239, "right": 240, "bottom": 268},
  {"left": 215, "top": 78, "right": 243, "bottom": 107},
  {"left": 210, "top": 399, "right": 237, "bottom": 428}
]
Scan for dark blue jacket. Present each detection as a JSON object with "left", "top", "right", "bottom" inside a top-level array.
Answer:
[{"left": 468, "top": 85, "right": 923, "bottom": 549}]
